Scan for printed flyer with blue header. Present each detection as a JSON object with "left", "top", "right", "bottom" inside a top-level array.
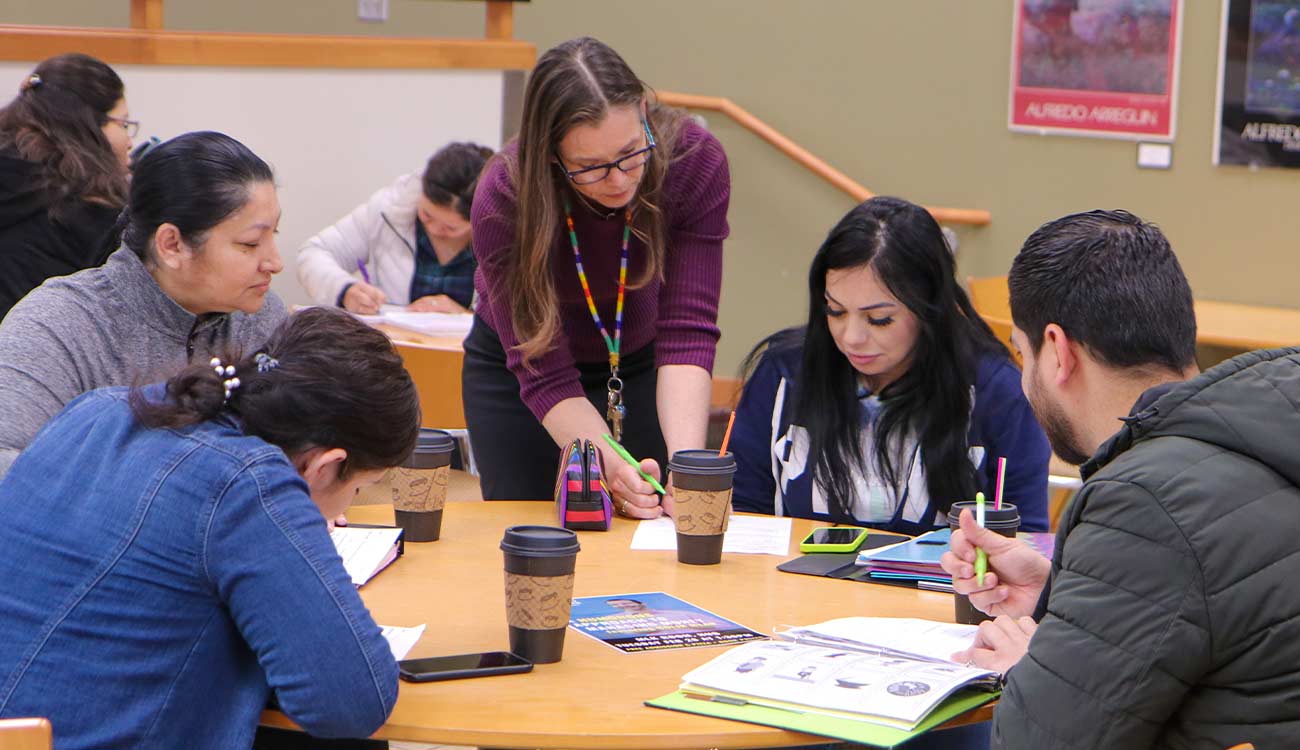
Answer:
[{"left": 568, "top": 591, "right": 765, "bottom": 653}]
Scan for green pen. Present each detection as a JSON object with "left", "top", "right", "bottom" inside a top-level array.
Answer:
[
  {"left": 600, "top": 433, "right": 666, "bottom": 495},
  {"left": 974, "top": 491, "right": 988, "bottom": 586}
]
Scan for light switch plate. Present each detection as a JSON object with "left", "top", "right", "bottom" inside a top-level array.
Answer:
[
  {"left": 1137, "top": 142, "right": 1172, "bottom": 169},
  {"left": 358, "top": 0, "right": 389, "bottom": 22}
]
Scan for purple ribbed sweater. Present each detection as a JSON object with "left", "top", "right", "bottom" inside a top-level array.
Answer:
[{"left": 470, "top": 120, "right": 731, "bottom": 421}]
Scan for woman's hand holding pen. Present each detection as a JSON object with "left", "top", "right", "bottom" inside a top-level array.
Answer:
[
  {"left": 605, "top": 453, "right": 664, "bottom": 519},
  {"left": 941, "top": 508, "right": 1050, "bottom": 619}
]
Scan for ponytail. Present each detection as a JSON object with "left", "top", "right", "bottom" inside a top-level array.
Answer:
[{"left": 128, "top": 354, "right": 238, "bottom": 429}]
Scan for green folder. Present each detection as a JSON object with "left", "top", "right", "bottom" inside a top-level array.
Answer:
[{"left": 646, "top": 688, "right": 996, "bottom": 748}]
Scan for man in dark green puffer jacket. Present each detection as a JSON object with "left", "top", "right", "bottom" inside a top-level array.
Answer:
[{"left": 941, "top": 209, "right": 1300, "bottom": 749}]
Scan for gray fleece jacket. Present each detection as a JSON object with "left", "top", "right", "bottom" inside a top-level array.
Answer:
[
  {"left": 994, "top": 347, "right": 1300, "bottom": 749},
  {"left": 0, "top": 248, "right": 287, "bottom": 476}
]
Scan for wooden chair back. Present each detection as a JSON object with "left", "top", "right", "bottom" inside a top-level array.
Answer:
[
  {"left": 967, "top": 276, "right": 1020, "bottom": 366},
  {"left": 0, "top": 718, "right": 52, "bottom": 750},
  {"left": 966, "top": 275, "right": 1012, "bottom": 320}
]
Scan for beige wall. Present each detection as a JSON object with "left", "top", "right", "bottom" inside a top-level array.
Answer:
[{"left": 2, "top": 1, "right": 1294, "bottom": 374}]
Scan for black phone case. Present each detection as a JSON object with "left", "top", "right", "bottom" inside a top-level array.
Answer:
[
  {"left": 398, "top": 656, "right": 534, "bottom": 683},
  {"left": 777, "top": 533, "right": 917, "bottom": 589}
]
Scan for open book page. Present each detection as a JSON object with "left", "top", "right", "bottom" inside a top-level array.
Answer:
[
  {"left": 680, "top": 640, "right": 996, "bottom": 729},
  {"left": 776, "top": 617, "right": 981, "bottom": 664},
  {"left": 331, "top": 526, "right": 402, "bottom": 586}
]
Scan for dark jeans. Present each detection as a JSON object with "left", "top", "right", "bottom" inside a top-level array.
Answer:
[
  {"left": 825, "top": 721, "right": 990, "bottom": 749},
  {"left": 252, "top": 726, "right": 387, "bottom": 749},
  {"left": 462, "top": 315, "right": 667, "bottom": 500}
]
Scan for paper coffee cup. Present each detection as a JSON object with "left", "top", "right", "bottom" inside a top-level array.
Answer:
[
  {"left": 500, "top": 525, "right": 580, "bottom": 664},
  {"left": 946, "top": 501, "right": 1020, "bottom": 625},
  {"left": 668, "top": 450, "right": 737, "bottom": 565},
  {"left": 392, "top": 429, "right": 455, "bottom": 542}
]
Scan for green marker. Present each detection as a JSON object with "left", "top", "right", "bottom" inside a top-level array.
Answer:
[
  {"left": 600, "top": 434, "right": 666, "bottom": 495},
  {"left": 974, "top": 491, "right": 988, "bottom": 586}
]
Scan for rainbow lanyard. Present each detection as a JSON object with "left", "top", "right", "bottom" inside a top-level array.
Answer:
[{"left": 564, "top": 197, "right": 632, "bottom": 441}]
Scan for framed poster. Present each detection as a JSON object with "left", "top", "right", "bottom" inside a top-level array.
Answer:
[
  {"left": 1009, "top": 0, "right": 1184, "bottom": 140},
  {"left": 1214, "top": 0, "right": 1300, "bottom": 167}
]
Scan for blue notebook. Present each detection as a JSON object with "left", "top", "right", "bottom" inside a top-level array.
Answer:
[{"left": 856, "top": 529, "right": 950, "bottom": 581}]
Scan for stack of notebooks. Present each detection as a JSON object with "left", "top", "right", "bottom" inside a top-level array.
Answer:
[
  {"left": 853, "top": 529, "right": 1056, "bottom": 592},
  {"left": 647, "top": 617, "right": 999, "bottom": 747},
  {"left": 854, "top": 529, "right": 954, "bottom": 591}
]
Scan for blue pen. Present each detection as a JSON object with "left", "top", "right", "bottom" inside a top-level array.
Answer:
[{"left": 356, "top": 259, "right": 371, "bottom": 284}]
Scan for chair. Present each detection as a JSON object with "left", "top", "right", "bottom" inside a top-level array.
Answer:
[
  {"left": 966, "top": 275, "right": 1020, "bottom": 366},
  {"left": 968, "top": 276, "right": 1085, "bottom": 529},
  {"left": 0, "top": 718, "right": 52, "bottom": 750},
  {"left": 1047, "top": 456, "right": 1083, "bottom": 532},
  {"left": 966, "top": 275, "right": 1012, "bottom": 320},
  {"left": 706, "top": 376, "right": 743, "bottom": 450}
]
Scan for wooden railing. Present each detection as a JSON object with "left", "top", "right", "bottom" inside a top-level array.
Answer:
[
  {"left": 2, "top": 1, "right": 984, "bottom": 226},
  {"left": 0, "top": 0, "right": 533, "bottom": 70},
  {"left": 657, "top": 91, "right": 991, "bottom": 227}
]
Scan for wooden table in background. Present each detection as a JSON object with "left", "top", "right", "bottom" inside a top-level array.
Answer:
[
  {"left": 1193, "top": 299, "right": 1300, "bottom": 351},
  {"left": 261, "top": 502, "right": 991, "bottom": 749},
  {"left": 373, "top": 323, "right": 467, "bottom": 430},
  {"left": 970, "top": 276, "right": 1300, "bottom": 354}
]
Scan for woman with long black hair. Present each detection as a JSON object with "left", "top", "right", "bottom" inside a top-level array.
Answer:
[{"left": 730, "top": 197, "right": 1050, "bottom": 534}]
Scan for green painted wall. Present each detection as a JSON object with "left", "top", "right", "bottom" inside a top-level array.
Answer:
[{"left": 3, "top": 1, "right": 1294, "bottom": 374}]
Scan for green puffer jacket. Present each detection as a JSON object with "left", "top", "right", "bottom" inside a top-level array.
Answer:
[{"left": 993, "top": 347, "right": 1300, "bottom": 749}]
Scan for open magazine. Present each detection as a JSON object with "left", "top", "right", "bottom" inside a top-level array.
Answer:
[{"left": 648, "top": 617, "right": 998, "bottom": 745}]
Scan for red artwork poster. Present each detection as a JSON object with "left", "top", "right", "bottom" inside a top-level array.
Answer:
[{"left": 1009, "top": 0, "right": 1184, "bottom": 140}]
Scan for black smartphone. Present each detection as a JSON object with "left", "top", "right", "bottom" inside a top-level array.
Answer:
[{"left": 398, "top": 651, "right": 533, "bottom": 683}]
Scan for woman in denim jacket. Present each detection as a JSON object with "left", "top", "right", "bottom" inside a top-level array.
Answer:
[{"left": 0, "top": 307, "right": 420, "bottom": 750}]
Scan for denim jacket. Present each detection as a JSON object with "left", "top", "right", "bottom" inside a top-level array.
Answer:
[{"left": 0, "top": 387, "right": 398, "bottom": 749}]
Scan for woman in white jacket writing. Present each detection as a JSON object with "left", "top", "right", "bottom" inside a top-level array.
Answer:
[{"left": 297, "top": 141, "right": 493, "bottom": 314}]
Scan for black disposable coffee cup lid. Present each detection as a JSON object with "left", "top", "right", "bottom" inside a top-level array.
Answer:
[
  {"left": 947, "top": 501, "right": 1020, "bottom": 525},
  {"left": 668, "top": 449, "right": 737, "bottom": 476},
  {"left": 500, "top": 525, "right": 581, "bottom": 557},
  {"left": 414, "top": 428, "right": 456, "bottom": 453}
]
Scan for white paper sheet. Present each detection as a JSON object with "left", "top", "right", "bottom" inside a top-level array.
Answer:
[
  {"left": 630, "top": 515, "right": 793, "bottom": 556},
  {"left": 356, "top": 305, "right": 473, "bottom": 338},
  {"left": 379, "top": 623, "right": 426, "bottom": 660}
]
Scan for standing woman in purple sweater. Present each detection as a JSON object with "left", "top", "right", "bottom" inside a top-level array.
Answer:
[{"left": 466, "top": 37, "right": 730, "bottom": 510}]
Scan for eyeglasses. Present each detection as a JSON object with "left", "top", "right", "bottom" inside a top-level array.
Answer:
[
  {"left": 555, "top": 121, "right": 656, "bottom": 185},
  {"left": 107, "top": 116, "right": 140, "bottom": 139}
]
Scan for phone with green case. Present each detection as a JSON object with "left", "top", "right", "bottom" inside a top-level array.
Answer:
[{"left": 799, "top": 526, "right": 870, "bottom": 553}]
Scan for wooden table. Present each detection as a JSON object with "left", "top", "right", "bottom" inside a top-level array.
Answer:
[
  {"left": 970, "top": 277, "right": 1300, "bottom": 353},
  {"left": 1193, "top": 299, "right": 1300, "bottom": 351},
  {"left": 261, "top": 502, "right": 990, "bottom": 748}
]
